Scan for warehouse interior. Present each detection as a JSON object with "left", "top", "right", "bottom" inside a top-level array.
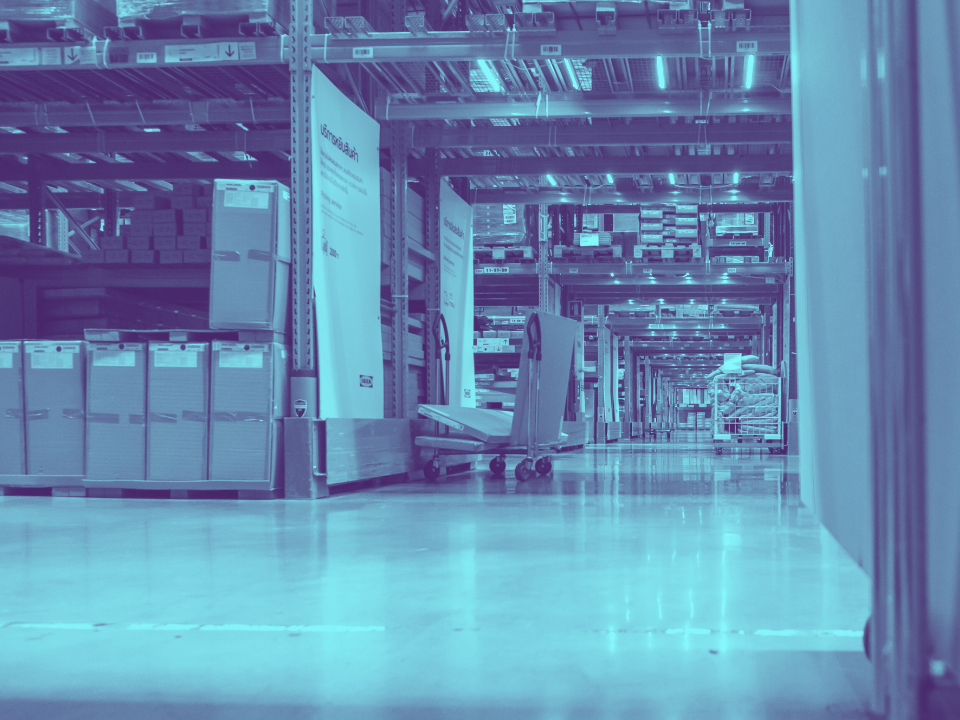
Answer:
[{"left": 0, "top": 0, "right": 958, "bottom": 718}]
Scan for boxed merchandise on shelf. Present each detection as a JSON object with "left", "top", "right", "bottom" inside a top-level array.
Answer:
[
  {"left": 0, "top": 0, "right": 118, "bottom": 40},
  {"left": 85, "top": 343, "right": 146, "bottom": 481},
  {"left": 210, "top": 179, "right": 290, "bottom": 334},
  {"left": 115, "top": 0, "right": 289, "bottom": 27},
  {"left": 208, "top": 342, "right": 288, "bottom": 487},
  {"left": 0, "top": 342, "right": 26, "bottom": 475},
  {"left": 473, "top": 203, "right": 527, "bottom": 246},
  {"left": 146, "top": 342, "right": 209, "bottom": 482},
  {"left": 23, "top": 341, "right": 85, "bottom": 476}
]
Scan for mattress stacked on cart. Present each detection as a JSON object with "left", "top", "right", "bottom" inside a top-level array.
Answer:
[{"left": 706, "top": 355, "right": 781, "bottom": 436}]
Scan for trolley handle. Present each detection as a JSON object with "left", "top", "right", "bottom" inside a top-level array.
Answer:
[
  {"left": 433, "top": 312, "right": 451, "bottom": 362},
  {"left": 526, "top": 313, "right": 542, "bottom": 361}
]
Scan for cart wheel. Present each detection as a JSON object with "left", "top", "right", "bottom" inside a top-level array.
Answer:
[
  {"left": 715, "top": 447, "right": 723, "bottom": 456},
  {"left": 535, "top": 457, "right": 553, "bottom": 476},
  {"left": 489, "top": 457, "right": 507, "bottom": 476},
  {"left": 863, "top": 616, "right": 871, "bottom": 661},
  {"left": 424, "top": 460, "right": 442, "bottom": 482},
  {"left": 515, "top": 459, "right": 535, "bottom": 482}
]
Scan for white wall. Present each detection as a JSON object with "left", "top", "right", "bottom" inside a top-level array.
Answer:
[{"left": 790, "top": 0, "right": 873, "bottom": 571}]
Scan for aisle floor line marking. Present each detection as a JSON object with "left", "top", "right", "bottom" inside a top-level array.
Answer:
[
  {"left": 0, "top": 623, "right": 860, "bottom": 638},
  {"left": 1, "top": 622, "right": 385, "bottom": 633}
]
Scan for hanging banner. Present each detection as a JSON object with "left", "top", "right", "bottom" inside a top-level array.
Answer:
[
  {"left": 311, "top": 68, "right": 383, "bottom": 418},
  {"left": 439, "top": 182, "right": 476, "bottom": 407}
]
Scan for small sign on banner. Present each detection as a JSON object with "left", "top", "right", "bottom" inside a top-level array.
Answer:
[{"left": 360, "top": 375, "right": 374, "bottom": 388}]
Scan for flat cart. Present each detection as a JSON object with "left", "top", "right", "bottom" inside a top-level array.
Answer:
[
  {"left": 415, "top": 312, "right": 579, "bottom": 482},
  {"left": 712, "top": 374, "right": 784, "bottom": 455}
]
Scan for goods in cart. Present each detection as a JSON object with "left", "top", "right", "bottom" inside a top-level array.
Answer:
[{"left": 707, "top": 354, "right": 784, "bottom": 454}]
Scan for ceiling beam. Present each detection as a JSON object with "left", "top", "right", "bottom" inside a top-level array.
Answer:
[
  {"left": 0, "top": 99, "right": 290, "bottom": 130},
  {"left": 0, "top": 130, "right": 290, "bottom": 156},
  {"left": 409, "top": 121, "right": 792, "bottom": 150},
  {"left": 0, "top": 158, "right": 290, "bottom": 182},
  {"left": 415, "top": 153, "right": 791, "bottom": 178},
  {"left": 376, "top": 94, "right": 791, "bottom": 121},
  {"left": 312, "top": 22, "right": 790, "bottom": 63}
]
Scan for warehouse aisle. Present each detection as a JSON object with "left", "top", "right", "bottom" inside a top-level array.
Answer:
[{"left": 0, "top": 445, "right": 872, "bottom": 719}]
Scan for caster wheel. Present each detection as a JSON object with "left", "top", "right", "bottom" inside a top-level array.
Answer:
[
  {"left": 489, "top": 457, "right": 507, "bottom": 476},
  {"left": 515, "top": 459, "right": 535, "bottom": 482},
  {"left": 715, "top": 448, "right": 723, "bottom": 456},
  {"left": 424, "top": 461, "right": 441, "bottom": 482},
  {"left": 535, "top": 457, "right": 553, "bottom": 476},
  {"left": 863, "top": 616, "right": 871, "bottom": 661}
]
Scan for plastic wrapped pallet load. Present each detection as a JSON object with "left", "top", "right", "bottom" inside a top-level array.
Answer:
[
  {"left": 115, "top": 0, "right": 287, "bottom": 26},
  {"left": 0, "top": 0, "right": 117, "bottom": 38}
]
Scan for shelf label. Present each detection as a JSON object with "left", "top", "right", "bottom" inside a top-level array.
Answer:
[
  {"left": 136, "top": 51, "right": 158, "bottom": 64},
  {"left": 353, "top": 47, "right": 374, "bottom": 59},
  {"left": 480, "top": 266, "right": 509, "bottom": 273},
  {"left": 41, "top": 47, "right": 62, "bottom": 65},
  {"left": 64, "top": 46, "right": 83, "bottom": 65},
  {"left": 737, "top": 40, "right": 758, "bottom": 53},
  {"left": 0, "top": 47, "right": 39, "bottom": 66},
  {"left": 165, "top": 43, "right": 222, "bottom": 63},
  {"left": 541, "top": 44, "right": 561, "bottom": 56}
]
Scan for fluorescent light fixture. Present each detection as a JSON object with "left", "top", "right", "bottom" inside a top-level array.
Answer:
[
  {"left": 478, "top": 59, "right": 503, "bottom": 92},
  {"left": 668, "top": 173, "right": 676, "bottom": 185},
  {"left": 606, "top": 174, "right": 615, "bottom": 185},
  {"left": 546, "top": 174, "right": 558, "bottom": 187},
  {"left": 143, "top": 128, "right": 161, "bottom": 133},
  {"left": 744, "top": 54, "right": 756, "bottom": 90},
  {"left": 733, "top": 172, "right": 740, "bottom": 185},
  {"left": 563, "top": 59, "right": 581, "bottom": 91},
  {"left": 656, "top": 56, "right": 666, "bottom": 89}
]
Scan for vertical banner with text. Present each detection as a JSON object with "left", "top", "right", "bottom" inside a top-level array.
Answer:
[
  {"left": 439, "top": 183, "right": 476, "bottom": 407},
  {"left": 311, "top": 68, "right": 384, "bottom": 418}
]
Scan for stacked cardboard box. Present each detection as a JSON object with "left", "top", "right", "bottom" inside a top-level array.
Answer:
[
  {"left": 209, "top": 342, "right": 288, "bottom": 485},
  {"left": 23, "top": 341, "right": 85, "bottom": 476},
  {"left": 634, "top": 205, "right": 701, "bottom": 262},
  {"left": 209, "top": 180, "right": 290, "bottom": 333},
  {"left": 0, "top": 342, "right": 25, "bottom": 475},
  {"left": 86, "top": 343, "right": 147, "bottom": 481}
]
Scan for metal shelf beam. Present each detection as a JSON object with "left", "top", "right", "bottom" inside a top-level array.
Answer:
[
  {"left": 0, "top": 158, "right": 290, "bottom": 182},
  {"left": 0, "top": 129, "right": 290, "bottom": 155},
  {"left": 472, "top": 187, "right": 793, "bottom": 204},
  {"left": 413, "top": 153, "right": 790, "bottom": 178},
  {"left": 409, "top": 121, "right": 792, "bottom": 150},
  {"left": 311, "top": 25, "right": 789, "bottom": 63},
  {"left": 0, "top": 99, "right": 290, "bottom": 130},
  {"left": 375, "top": 94, "right": 792, "bottom": 121}
]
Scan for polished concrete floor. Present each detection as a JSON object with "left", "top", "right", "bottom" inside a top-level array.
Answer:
[{"left": 0, "top": 439, "right": 873, "bottom": 719}]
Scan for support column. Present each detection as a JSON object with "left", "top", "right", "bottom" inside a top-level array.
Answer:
[
  {"left": 389, "top": 123, "right": 409, "bottom": 419},
  {"left": 102, "top": 190, "right": 118, "bottom": 237},
  {"left": 285, "top": 0, "right": 327, "bottom": 499},
  {"left": 595, "top": 312, "right": 606, "bottom": 443},
  {"left": 866, "top": 1, "right": 929, "bottom": 716},
  {"left": 27, "top": 178, "right": 45, "bottom": 246},
  {"left": 537, "top": 205, "right": 549, "bottom": 312},
  {"left": 422, "top": 151, "right": 442, "bottom": 405}
]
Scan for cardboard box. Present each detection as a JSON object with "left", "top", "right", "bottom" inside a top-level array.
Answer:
[
  {"left": 147, "top": 343, "right": 210, "bottom": 482},
  {"left": 130, "top": 194, "right": 170, "bottom": 210},
  {"left": 81, "top": 251, "right": 105, "bottom": 264},
  {"left": 86, "top": 343, "right": 146, "bottom": 481},
  {"left": 170, "top": 196, "right": 196, "bottom": 210},
  {"left": 209, "top": 343, "right": 289, "bottom": 487},
  {"left": 172, "top": 183, "right": 203, "bottom": 196},
  {"left": 153, "top": 222, "right": 181, "bottom": 237},
  {"left": 126, "top": 236, "right": 152, "bottom": 250},
  {"left": 183, "top": 249, "right": 211, "bottom": 264},
  {"left": 176, "top": 235, "right": 204, "bottom": 250},
  {"left": 131, "top": 250, "right": 158, "bottom": 264},
  {"left": 100, "top": 235, "right": 125, "bottom": 250},
  {"left": 105, "top": 250, "right": 130, "bottom": 263},
  {"left": 182, "top": 208, "right": 208, "bottom": 224},
  {"left": 159, "top": 250, "right": 183, "bottom": 264},
  {"left": 0, "top": 342, "right": 26, "bottom": 475},
  {"left": 153, "top": 209, "right": 182, "bottom": 224},
  {"left": 23, "top": 342, "right": 85, "bottom": 476},
  {"left": 127, "top": 223, "right": 152, "bottom": 237},
  {"left": 210, "top": 180, "right": 291, "bottom": 333},
  {"left": 182, "top": 222, "right": 207, "bottom": 237},
  {"left": 153, "top": 235, "right": 177, "bottom": 250},
  {"left": 130, "top": 209, "right": 155, "bottom": 224},
  {"left": 196, "top": 195, "right": 213, "bottom": 208}
]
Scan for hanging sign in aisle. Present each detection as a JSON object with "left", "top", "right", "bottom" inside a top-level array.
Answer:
[
  {"left": 311, "top": 68, "right": 384, "bottom": 418},
  {"left": 439, "top": 182, "right": 476, "bottom": 407}
]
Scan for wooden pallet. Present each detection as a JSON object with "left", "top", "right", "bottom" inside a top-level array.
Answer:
[
  {"left": 554, "top": 245, "right": 623, "bottom": 260},
  {"left": 82, "top": 327, "right": 287, "bottom": 343},
  {"left": 474, "top": 246, "right": 536, "bottom": 263},
  {"left": 1, "top": 485, "right": 277, "bottom": 500}
]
